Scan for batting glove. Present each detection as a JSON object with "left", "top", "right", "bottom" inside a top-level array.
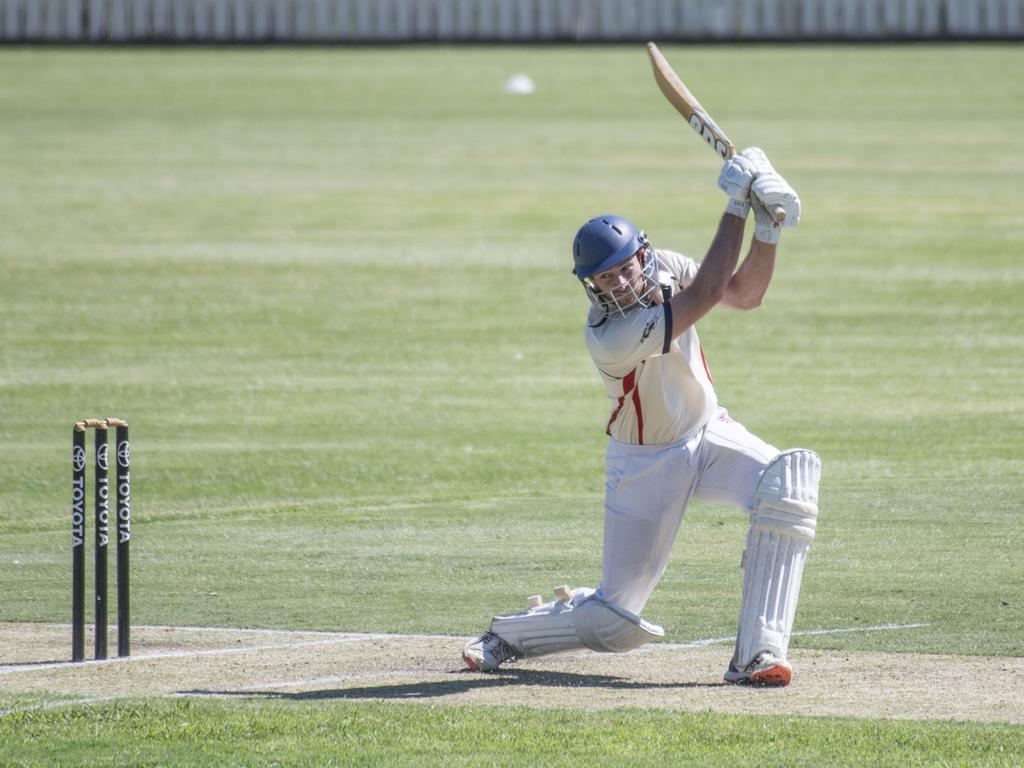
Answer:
[
  {"left": 751, "top": 195, "right": 782, "bottom": 244},
  {"left": 719, "top": 147, "right": 776, "bottom": 220},
  {"left": 750, "top": 171, "right": 801, "bottom": 230}
]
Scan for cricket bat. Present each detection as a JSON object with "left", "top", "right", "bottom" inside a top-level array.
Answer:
[{"left": 646, "top": 42, "right": 785, "bottom": 223}]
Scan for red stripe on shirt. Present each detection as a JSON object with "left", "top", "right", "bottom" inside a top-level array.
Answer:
[
  {"left": 606, "top": 369, "right": 636, "bottom": 437},
  {"left": 631, "top": 382, "right": 645, "bottom": 445},
  {"left": 700, "top": 344, "right": 713, "bottom": 383}
]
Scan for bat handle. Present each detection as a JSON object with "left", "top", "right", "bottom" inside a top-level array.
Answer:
[{"left": 771, "top": 205, "right": 786, "bottom": 225}]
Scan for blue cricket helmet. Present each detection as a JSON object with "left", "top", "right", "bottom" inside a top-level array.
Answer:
[
  {"left": 572, "top": 214, "right": 658, "bottom": 316},
  {"left": 572, "top": 214, "right": 648, "bottom": 280}
]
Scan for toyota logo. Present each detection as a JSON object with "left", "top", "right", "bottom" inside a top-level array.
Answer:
[
  {"left": 72, "top": 445, "right": 86, "bottom": 472},
  {"left": 117, "top": 440, "right": 130, "bottom": 468}
]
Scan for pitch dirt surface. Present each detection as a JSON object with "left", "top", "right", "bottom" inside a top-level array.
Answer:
[{"left": 2, "top": 623, "right": 1022, "bottom": 723}]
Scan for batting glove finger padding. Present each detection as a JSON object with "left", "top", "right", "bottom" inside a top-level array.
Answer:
[
  {"left": 717, "top": 153, "right": 759, "bottom": 201},
  {"left": 717, "top": 147, "right": 775, "bottom": 201},
  {"left": 719, "top": 147, "right": 778, "bottom": 224},
  {"left": 737, "top": 146, "right": 775, "bottom": 172}
]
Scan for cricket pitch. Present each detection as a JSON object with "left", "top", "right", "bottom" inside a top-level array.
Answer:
[{"left": 1, "top": 623, "right": 1022, "bottom": 723}]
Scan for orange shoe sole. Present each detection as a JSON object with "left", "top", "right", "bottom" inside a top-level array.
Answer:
[{"left": 749, "top": 664, "right": 792, "bottom": 687}]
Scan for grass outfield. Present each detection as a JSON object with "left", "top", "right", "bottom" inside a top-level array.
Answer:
[
  {"left": 1, "top": 44, "right": 1022, "bottom": 763},
  {"left": 2, "top": 700, "right": 1023, "bottom": 767}
]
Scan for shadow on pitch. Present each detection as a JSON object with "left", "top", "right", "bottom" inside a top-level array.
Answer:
[{"left": 179, "top": 668, "right": 724, "bottom": 702}]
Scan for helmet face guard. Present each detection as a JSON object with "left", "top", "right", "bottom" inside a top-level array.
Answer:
[
  {"left": 572, "top": 215, "right": 660, "bottom": 317},
  {"left": 580, "top": 250, "right": 660, "bottom": 317}
]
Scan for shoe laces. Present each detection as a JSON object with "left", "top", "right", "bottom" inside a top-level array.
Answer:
[
  {"left": 483, "top": 632, "right": 518, "bottom": 664},
  {"left": 748, "top": 651, "right": 776, "bottom": 670}
]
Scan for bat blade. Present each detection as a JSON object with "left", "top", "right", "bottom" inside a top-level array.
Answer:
[
  {"left": 646, "top": 42, "right": 785, "bottom": 224},
  {"left": 646, "top": 42, "right": 734, "bottom": 160}
]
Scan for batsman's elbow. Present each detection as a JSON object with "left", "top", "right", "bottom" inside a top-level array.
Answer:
[
  {"left": 706, "top": 284, "right": 728, "bottom": 308},
  {"left": 737, "top": 293, "right": 764, "bottom": 310},
  {"left": 720, "top": 287, "right": 764, "bottom": 310}
]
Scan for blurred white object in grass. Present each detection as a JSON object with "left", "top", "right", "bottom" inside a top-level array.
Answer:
[{"left": 503, "top": 74, "right": 535, "bottom": 95}]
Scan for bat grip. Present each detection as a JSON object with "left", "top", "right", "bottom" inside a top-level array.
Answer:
[{"left": 771, "top": 205, "right": 786, "bottom": 225}]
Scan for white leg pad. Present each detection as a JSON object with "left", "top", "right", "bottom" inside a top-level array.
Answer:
[
  {"left": 490, "top": 587, "right": 664, "bottom": 658},
  {"left": 574, "top": 596, "right": 665, "bottom": 652},
  {"left": 735, "top": 449, "right": 821, "bottom": 667}
]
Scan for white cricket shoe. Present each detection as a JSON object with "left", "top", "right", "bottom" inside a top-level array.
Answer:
[
  {"left": 724, "top": 651, "right": 793, "bottom": 687},
  {"left": 463, "top": 631, "right": 518, "bottom": 672}
]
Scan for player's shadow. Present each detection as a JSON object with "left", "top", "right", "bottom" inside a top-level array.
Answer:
[{"left": 180, "top": 668, "right": 724, "bottom": 702}]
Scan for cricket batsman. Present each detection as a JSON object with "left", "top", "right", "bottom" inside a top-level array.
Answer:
[{"left": 463, "top": 148, "right": 821, "bottom": 686}]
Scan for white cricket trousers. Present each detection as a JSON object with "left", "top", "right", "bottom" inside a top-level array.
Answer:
[{"left": 597, "top": 407, "right": 777, "bottom": 615}]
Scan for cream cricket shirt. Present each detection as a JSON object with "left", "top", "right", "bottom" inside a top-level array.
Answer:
[{"left": 585, "top": 249, "right": 718, "bottom": 446}]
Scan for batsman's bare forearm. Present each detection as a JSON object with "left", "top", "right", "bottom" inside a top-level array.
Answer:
[
  {"left": 721, "top": 237, "right": 776, "bottom": 310},
  {"left": 666, "top": 213, "right": 744, "bottom": 339}
]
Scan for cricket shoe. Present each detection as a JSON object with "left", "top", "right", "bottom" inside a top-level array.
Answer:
[
  {"left": 463, "top": 631, "right": 518, "bottom": 672},
  {"left": 723, "top": 651, "right": 793, "bottom": 687}
]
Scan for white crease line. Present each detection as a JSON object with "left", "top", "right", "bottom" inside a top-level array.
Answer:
[
  {"left": 640, "top": 622, "right": 931, "bottom": 652},
  {"left": 796, "top": 622, "right": 930, "bottom": 637},
  {"left": 39, "top": 623, "right": 395, "bottom": 638},
  {"left": 135, "top": 624, "right": 362, "bottom": 637},
  {"left": 0, "top": 635, "right": 393, "bottom": 675},
  {"left": 41, "top": 623, "right": 448, "bottom": 640},
  {"left": 2, "top": 622, "right": 929, "bottom": 675}
]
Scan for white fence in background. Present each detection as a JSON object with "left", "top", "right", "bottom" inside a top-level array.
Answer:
[{"left": 1, "top": 0, "right": 1021, "bottom": 41}]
